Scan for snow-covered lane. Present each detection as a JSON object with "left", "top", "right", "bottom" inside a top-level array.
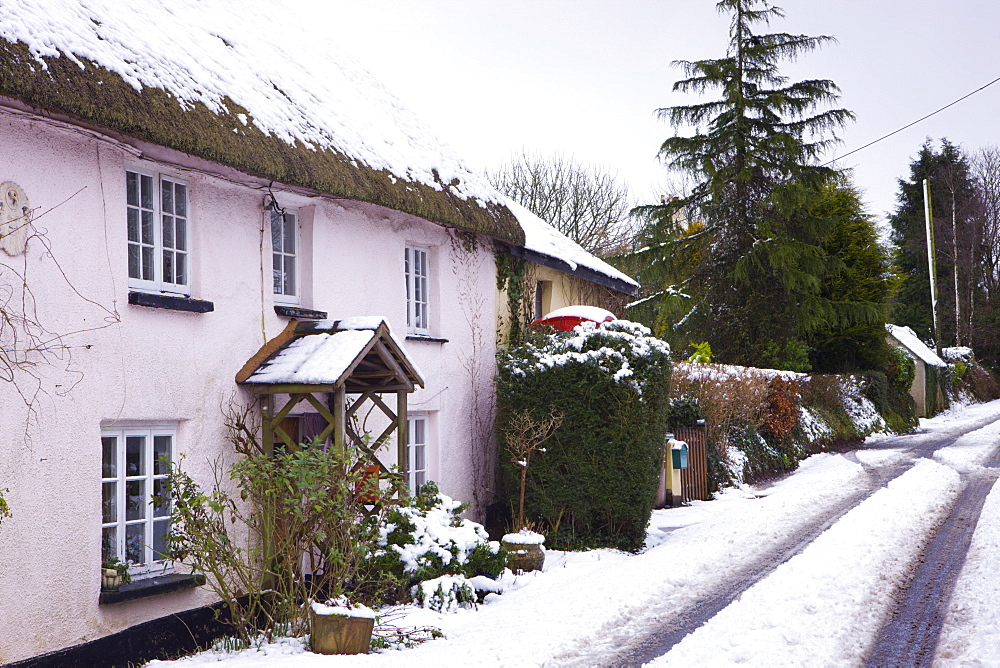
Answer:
[{"left": 648, "top": 459, "right": 963, "bottom": 667}]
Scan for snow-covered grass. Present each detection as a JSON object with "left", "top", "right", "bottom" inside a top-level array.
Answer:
[{"left": 146, "top": 400, "right": 1000, "bottom": 667}]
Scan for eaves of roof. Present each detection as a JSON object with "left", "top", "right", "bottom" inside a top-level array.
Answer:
[
  {"left": 0, "top": 39, "right": 524, "bottom": 246},
  {"left": 508, "top": 245, "right": 640, "bottom": 297}
]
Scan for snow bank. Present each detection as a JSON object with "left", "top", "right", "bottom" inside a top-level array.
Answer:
[{"left": 651, "top": 459, "right": 963, "bottom": 666}]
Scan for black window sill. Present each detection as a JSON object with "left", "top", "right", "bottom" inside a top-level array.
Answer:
[
  {"left": 100, "top": 573, "right": 206, "bottom": 605},
  {"left": 128, "top": 291, "right": 214, "bottom": 313},
  {"left": 274, "top": 305, "right": 328, "bottom": 320},
  {"left": 406, "top": 335, "right": 449, "bottom": 344}
]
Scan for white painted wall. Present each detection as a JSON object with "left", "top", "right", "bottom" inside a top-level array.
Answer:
[{"left": 0, "top": 105, "right": 496, "bottom": 663}]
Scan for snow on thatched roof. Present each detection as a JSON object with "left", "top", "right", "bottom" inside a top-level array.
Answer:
[
  {"left": 886, "top": 324, "right": 947, "bottom": 368},
  {"left": 0, "top": 0, "right": 522, "bottom": 243},
  {"left": 0, "top": 0, "right": 643, "bottom": 289},
  {"left": 506, "top": 199, "right": 639, "bottom": 295}
]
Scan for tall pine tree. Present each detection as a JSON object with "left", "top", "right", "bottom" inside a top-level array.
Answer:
[
  {"left": 889, "top": 139, "right": 984, "bottom": 350},
  {"left": 651, "top": 0, "right": 855, "bottom": 369}
]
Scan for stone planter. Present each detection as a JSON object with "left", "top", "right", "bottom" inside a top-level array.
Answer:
[
  {"left": 502, "top": 529, "right": 546, "bottom": 573},
  {"left": 101, "top": 568, "right": 124, "bottom": 592},
  {"left": 309, "top": 602, "right": 375, "bottom": 655}
]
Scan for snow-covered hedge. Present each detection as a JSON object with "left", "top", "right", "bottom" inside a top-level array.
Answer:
[{"left": 496, "top": 320, "right": 672, "bottom": 552}]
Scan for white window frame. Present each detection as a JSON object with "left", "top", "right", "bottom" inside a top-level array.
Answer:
[
  {"left": 405, "top": 245, "right": 430, "bottom": 335},
  {"left": 407, "top": 414, "right": 428, "bottom": 494},
  {"left": 126, "top": 168, "right": 190, "bottom": 295},
  {"left": 101, "top": 424, "right": 175, "bottom": 577},
  {"left": 271, "top": 209, "right": 299, "bottom": 303}
]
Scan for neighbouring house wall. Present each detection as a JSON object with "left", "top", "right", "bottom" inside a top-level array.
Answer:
[
  {"left": 0, "top": 107, "right": 496, "bottom": 663},
  {"left": 496, "top": 261, "right": 630, "bottom": 344}
]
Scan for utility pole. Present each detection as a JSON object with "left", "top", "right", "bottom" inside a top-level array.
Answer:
[{"left": 923, "top": 178, "right": 941, "bottom": 355}]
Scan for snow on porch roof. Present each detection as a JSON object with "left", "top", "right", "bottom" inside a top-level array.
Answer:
[
  {"left": 236, "top": 317, "right": 424, "bottom": 392},
  {"left": 886, "top": 324, "right": 947, "bottom": 368}
]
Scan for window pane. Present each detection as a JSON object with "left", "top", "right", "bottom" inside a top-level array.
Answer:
[
  {"left": 153, "top": 436, "right": 171, "bottom": 475},
  {"left": 175, "top": 252, "right": 186, "bottom": 286},
  {"left": 126, "top": 436, "right": 145, "bottom": 475},
  {"left": 175, "top": 219, "right": 186, "bottom": 251},
  {"left": 126, "top": 480, "right": 145, "bottom": 520},
  {"left": 272, "top": 254, "right": 282, "bottom": 294},
  {"left": 140, "top": 175, "right": 153, "bottom": 210},
  {"left": 102, "top": 526, "right": 118, "bottom": 562},
  {"left": 141, "top": 247, "right": 154, "bottom": 281},
  {"left": 161, "top": 180, "right": 173, "bottom": 215},
  {"left": 271, "top": 211, "right": 282, "bottom": 252},
  {"left": 175, "top": 184, "right": 187, "bottom": 217},
  {"left": 102, "top": 481, "right": 117, "bottom": 523},
  {"left": 163, "top": 249, "right": 174, "bottom": 284},
  {"left": 414, "top": 444, "right": 425, "bottom": 472},
  {"left": 126, "top": 523, "right": 144, "bottom": 564},
  {"left": 152, "top": 519, "right": 170, "bottom": 561},
  {"left": 102, "top": 436, "right": 117, "bottom": 477},
  {"left": 284, "top": 257, "right": 295, "bottom": 296},
  {"left": 127, "top": 208, "right": 139, "bottom": 242},
  {"left": 126, "top": 172, "right": 139, "bottom": 207},
  {"left": 163, "top": 215, "right": 174, "bottom": 247},
  {"left": 414, "top": 419, "right": 425, "bottom": 445},
  {"left": 152, "top": 478, "right": 170, "bottom": 517},
  {"left": 283, "top": 213, "right": 295, "bottom": 253},
  {"left": 128, "top": 245, "right": 140, "bottom": 279},
  {"left": 141, "top": 210, "right": 154, "bottom": 245},
  {"left": 415, "top": 470, "right": 426, "bottom": 488}
]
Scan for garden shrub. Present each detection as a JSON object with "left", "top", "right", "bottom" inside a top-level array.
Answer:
[
  {"left": 368, "top": 481, "right": 506, "bottom": 601},
  {"left": 730, "top": 427, "right": 794, "bottom": 484},
  {"left": 496, "top": 320, "right": 672, "bottom": 552}
]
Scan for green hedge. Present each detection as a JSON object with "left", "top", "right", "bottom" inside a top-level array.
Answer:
[{"left": 496, "top": 321, "right": 672, "bottom": 552}]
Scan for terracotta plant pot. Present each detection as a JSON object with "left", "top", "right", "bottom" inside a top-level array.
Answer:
[
  {"left": 310, "top": 605, "right": 375, "bottom": 655},
  {"left": 101, "top": 568, "right": 123, "bottom": 592},
  {"left": 501, "top": 529, "right": 546, "bottom": 573}
]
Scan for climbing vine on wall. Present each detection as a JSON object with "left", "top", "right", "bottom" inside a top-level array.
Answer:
[{"left": 495, "top": 248, "right": 529, "bottom": 344}]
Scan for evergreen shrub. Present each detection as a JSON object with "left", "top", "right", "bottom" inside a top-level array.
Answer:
[{"left": 496, "top": 321, "right": 672, "bottom": 552}]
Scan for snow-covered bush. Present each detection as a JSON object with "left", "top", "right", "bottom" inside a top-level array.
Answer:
[
  {"left": 369, "top": 482, "right": 506, "bottom": 599},
  {"left": 496, "top": 320, "right": 672, "bottom": 552},
  {"left": 412, "top": 574, "right": 477, "bottom": 613}
]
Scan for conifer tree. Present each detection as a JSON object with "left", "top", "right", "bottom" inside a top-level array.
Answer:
[
  {"left": 889, "top": 139, "right": 983, "bottom": 349},
  {"left": 649, "top": 0, "right": 855, "bottom": 369}
]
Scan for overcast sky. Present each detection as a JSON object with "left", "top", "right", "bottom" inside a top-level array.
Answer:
[{"left": 301, "top": 0, "right": 1000, "bottom": 222}]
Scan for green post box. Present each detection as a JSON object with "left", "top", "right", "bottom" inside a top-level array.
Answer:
[{"left": 671, "top": 441, "right": 689, "bottom": 469}]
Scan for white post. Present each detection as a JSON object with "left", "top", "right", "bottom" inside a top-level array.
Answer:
[{"left": 923, "top": 178, "right": 940, "bottom": 354}]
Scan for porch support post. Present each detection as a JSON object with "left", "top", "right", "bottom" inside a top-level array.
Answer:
[
  {"left": 332, "top": 385, "right": 347, "bottom": 457},
  {"left": 261, "top": 393, "right": 275, "bottom": 457},
  {"left": 396, "top": 390, "right": 408, "bottom": 491}
]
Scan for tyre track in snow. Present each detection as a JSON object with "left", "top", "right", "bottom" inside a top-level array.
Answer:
[
  {"left": 598, "top": 413, "right": 1000, "bottom": 668},
  {"left": 865, "top": 449, "right": 1000, "bottom": 667}
]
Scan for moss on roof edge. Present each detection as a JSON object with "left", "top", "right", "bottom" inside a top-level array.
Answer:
[{"left": 0, "top": 40, "right": 524, "bottom": 245}]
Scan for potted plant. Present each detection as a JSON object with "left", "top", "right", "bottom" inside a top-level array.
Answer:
[
  {"left": 101, "top": 557, "right": 131, "bottom": 591},
  {"left": 500, "top": 408, "right": 562, "bottom": 573},
  {"left": 309, "top": 597, "right": 376, "bottom": 655}
]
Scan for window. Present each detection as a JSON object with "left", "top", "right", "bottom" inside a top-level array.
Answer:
[
  {"left": 407, "top": 415, "right": 428, "bottom": 494},
  {"left": 101, "top": 425, "right": 173, "bottom": 575},
  {"left": 405, "top": 245, "right": 429, "bottom": 334},
  {"left": 126, "top": 170, "right": 189, "bottom": 294},
  {"left": 271, "top": 209, "right": 298, "bottom": 302}
]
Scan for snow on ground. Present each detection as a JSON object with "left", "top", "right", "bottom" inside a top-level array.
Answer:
[
  {"left": 934, "top": 476, "right": 1000, "bottom": 665},
  {"left": 148, "top": 400, "right": 1000, "bottom": 667},
  {"left": 649, "top": 459, "right": 962, "bottom": 666}
]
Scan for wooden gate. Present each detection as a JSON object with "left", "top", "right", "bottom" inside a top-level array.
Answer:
[{"left": 676, "top": 425, "right": 708, "bottom": 502}]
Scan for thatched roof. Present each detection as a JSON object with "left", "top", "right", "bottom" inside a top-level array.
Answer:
[{"left": 0, "top": 3, "right": 523, "bottom": 244}]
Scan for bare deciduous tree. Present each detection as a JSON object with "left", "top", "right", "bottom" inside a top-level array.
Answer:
[{"left": 489, "top": 151, "right": 635, "bottom": 257}]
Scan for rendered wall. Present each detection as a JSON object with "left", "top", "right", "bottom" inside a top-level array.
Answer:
[{"left": 0, "top": 107, "right": 496, "bottom": 663}]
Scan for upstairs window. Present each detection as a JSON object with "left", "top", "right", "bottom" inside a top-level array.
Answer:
[
  {"left": 126, "top": 170, "right": 189, "bottom": 294},
  {"left": 271, "top": 210, "right": 298, "bottom": 302},
  {"left": 405, "top": 245, "right": 429, "bottom": 334},
  {"left": 101, "top": 425, "right": 174, "bottom": 576}
]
